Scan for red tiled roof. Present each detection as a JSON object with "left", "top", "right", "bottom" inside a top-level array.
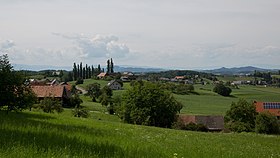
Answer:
[
  {"left": 254, "top": 101, "right": 280, "bottom": 116},
  {"left": 175, "top": 76, "right": 185, "bottom": 80},
  {"left": 31, "top": 86, "right": 66, "bottom": 98},
  {"left": 97, "top": 72, "right": 107, "bottom": 77}
]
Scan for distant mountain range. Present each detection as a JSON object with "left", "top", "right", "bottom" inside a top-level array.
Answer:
[
  {"left": 204, "top": 66, "right": 279, "bottom": 75},
  {"left": 114, "top": 66, "right": 164, "bottom": 73},
  {"left": 13, "top": 64, "right": 278, "bottom": 75},
  {"left": 14, "top": 64, "right": 72, "bottom": 71}
]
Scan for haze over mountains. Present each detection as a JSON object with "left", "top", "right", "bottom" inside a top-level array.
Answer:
[
  {"left": 13, "top": 64, "right": 278, "bottom": 75},
  {"left": 203, "top": 66, "right": 279, "bottom": 75}
]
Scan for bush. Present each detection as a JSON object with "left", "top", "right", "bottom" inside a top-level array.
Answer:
[
  {"left": 39, "top": 97, "right": 63, "bottom": 113},
  {"left": 213, "top": 83, "right": 232, "bottom": 96},
  {"left": 174, "top": 84, "right": 194, "bottom": 95},
  {"left": 67, "top": 94, "right": 83, "bottom": 108},
  {"left": 224, "top": 99, "right": 257, "bottom": 132},
  {"left": 75, "top": 78, "right": 84, "bottom": 85},
  {"left": 255, "top": 112, "right": 280, "bottom": 134},
  {"left": 172, "top": 121, "right": 208, "bottom": 132},
  {"left": 225, "top": 121, "right": 253, "bottom": 133},
  {"left": 72, "top": 107, "right": 89, "bottom": 118}
]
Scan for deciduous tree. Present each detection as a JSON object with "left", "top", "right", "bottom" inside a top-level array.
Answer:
[
  {"left": 0, "top": 54, "right": 36, "bottom": 112},
  {"left": 225, "top": 99, "right": 257, "bottom": 132},
  {"left": 120, "top": 82, "right": 183, "bottom": 128}
]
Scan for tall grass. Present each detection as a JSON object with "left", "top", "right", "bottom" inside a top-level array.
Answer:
[{"left": 1, "top": 111, "right": 280, "bottom": 158}]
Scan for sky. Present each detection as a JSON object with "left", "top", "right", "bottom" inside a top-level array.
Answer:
[{"left": 0, "top": 0, "right": 280, "bottom": 70}]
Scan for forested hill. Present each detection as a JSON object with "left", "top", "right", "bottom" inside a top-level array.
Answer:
[
  {"left": 147, "top": 70, "right": 214, "bottom": 79},
  {"left": 204, "top": 66, "right": 278, "bottom": 75}
]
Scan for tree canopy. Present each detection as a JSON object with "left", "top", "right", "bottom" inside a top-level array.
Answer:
[
  {"left": 255, "top": 112, "right": 280, "bottom": 134},
  {"left": 213, "top": 83, "right": 232, "bottom": 96},
  {"left": 0, "top": 54, "right": 36, "bottom": 112},
  {"left": 225, "top": 99, "right": 257, "bottom": 132},
  {"left": 120, "top": 81, "right": 183, "bottom": 128}
]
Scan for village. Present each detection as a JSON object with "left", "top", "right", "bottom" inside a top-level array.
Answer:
[{"left": 20, "top": 58, "right": 280, "bottom": 133}]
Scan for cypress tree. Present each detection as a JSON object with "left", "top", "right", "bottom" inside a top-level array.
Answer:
[
  {"left": 73, "top": 63, "right": 78, "bottom": 81},
  {"left": 98, "top": 64, "right": 101, "bottom": 74},
  {"left": 91, "top": 65, "right": 94, "bottom": 76},
  {"left": 85, "top": 64, "right": 88, "bottom": 79},
  {"left": 88, "top": 67, "right": 91, "bottom": 78},
  {"left": 83, "top": 67, "right": 86, "bottom": 79},
  {"left": 110, "top": 58, "right": 114, "bottom": 73},
  {"left": 79, "top": 62, "right": 83, "bottom": 79},
  {"left": 77, "top": 64, "right": 80, "bottom": 78},
  {"left": 107, "top": 59, "right": 110, "bottom": 73}
]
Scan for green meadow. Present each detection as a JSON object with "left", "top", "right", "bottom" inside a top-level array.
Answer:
[
  {"left": 1, "top": 79, "right": 280, "bottom": 157},
  {"left": 1, "top": 110, "right": 280, "bottom": 158}
]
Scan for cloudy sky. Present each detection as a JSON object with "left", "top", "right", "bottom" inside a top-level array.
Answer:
[{"left": 0, "top": 0, "right": 280, "bottom": 70}]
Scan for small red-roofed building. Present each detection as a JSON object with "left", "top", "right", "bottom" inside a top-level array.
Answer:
[{"left": 254, "top": 101, "right": 280, "bottom": 119}]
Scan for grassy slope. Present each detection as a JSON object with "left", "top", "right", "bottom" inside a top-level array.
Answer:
[
  {"left": 1, "top": 79, "right": 280, "bottom": 157},
  {"left": 1, "top": 110, "right": 280, "bottom": 158}
]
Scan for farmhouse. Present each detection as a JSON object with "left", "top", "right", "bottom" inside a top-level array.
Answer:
[
  {"left": 179, "top": 115, "right": 224, "bottom": 131},
  {"left": 107, "top": 80, "right": 122, "bottom": 90},
  {"left": 121, "top": 72, "right": 136, "bottom": 81},
  {"left": 254, "top": 101, "right": 280, "bottom": 119},
  {"left": 97, "top": 72, "right": 108, "bottom": 79},
  {"left": 175, "top": 76, "right": 185, "bottom": 80},
  {"left": 31, "top": 85, "right": 71, "bottom": 106}
]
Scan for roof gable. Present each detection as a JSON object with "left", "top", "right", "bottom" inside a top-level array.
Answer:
[{"left": 31, "top": 86, "right": 66, "bottom": 98}]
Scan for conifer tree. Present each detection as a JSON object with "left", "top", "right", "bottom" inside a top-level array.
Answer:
[
  {"left": 85, "top": 64, "right": 88, "bottom": 79},
  {"left": 83, "top": 67, "right": 86, "bottom": 79},
  {"left": 73, "top": 63, "right": 78, "bottom": 80},
  {"left": 80, "top": 62, "right": 83, "bottom": 79},
  {"left": 77, "top": 63, "right": 80, "bottom": 78},
  {"left": 107, "top": 59, "right": 110, "bottom": 73},
  {"left": 91, "top": 65, "right": 95, "bottom": 76},
  {"left": 98, "top": 64, "right": 101, "bottom": 74},
  {"left": 110, "top": 58, "right": 114, "bottom": 73},
  {"left": 88, "top": 66, "right": 91, "bottom": 78}
]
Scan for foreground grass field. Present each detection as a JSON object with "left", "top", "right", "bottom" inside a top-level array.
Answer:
[{"left": 1, "top": 110, "right": 280, "bottom": 158}]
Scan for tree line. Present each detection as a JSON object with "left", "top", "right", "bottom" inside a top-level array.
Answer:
[
  {"left": 72, "top": 62, "right": 102, "bottom": 81},
  {"left": 72, "top": 58, "right": 114, "bottom": 81}
]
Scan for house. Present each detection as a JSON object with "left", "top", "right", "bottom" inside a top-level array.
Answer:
[
  {"left": 254, "top": 101, "right": 280, "bottom": 119},
  {"left": 47, "top": 79, "right": 60, "bottom": 86},
  {"left": 97, "top": 72, "right": 108, "bottom": 79},
  {"left": 179, "top": 115, "right": 224, "bottom": 131},
  {"left": 31, "top": 85, "right": 71, "bottom": 106},
  {"left": 107, "top": 80, "right": 122, "bottom": 90},
  {"left": 121, "top": 72, "right": 136, "bottom": 81},
  {"left": 29, "top": 79, "right": 51, "bottom": 86},
  {"left": 175, "top": 76, "right": 185, "bottom": 80},
  {"left": 120, "top": 76, "right": 130, "bottom": 82}
]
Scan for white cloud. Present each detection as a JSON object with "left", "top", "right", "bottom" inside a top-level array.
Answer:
[
  {"left": 2, "top": 34, "right": 131, "bottom": 67},
  {"left": 53, "top": 33, "right": 130, "bottom": 59},
  {"left": 0, "top": 40, "right": 15, "bottom": 52}
]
